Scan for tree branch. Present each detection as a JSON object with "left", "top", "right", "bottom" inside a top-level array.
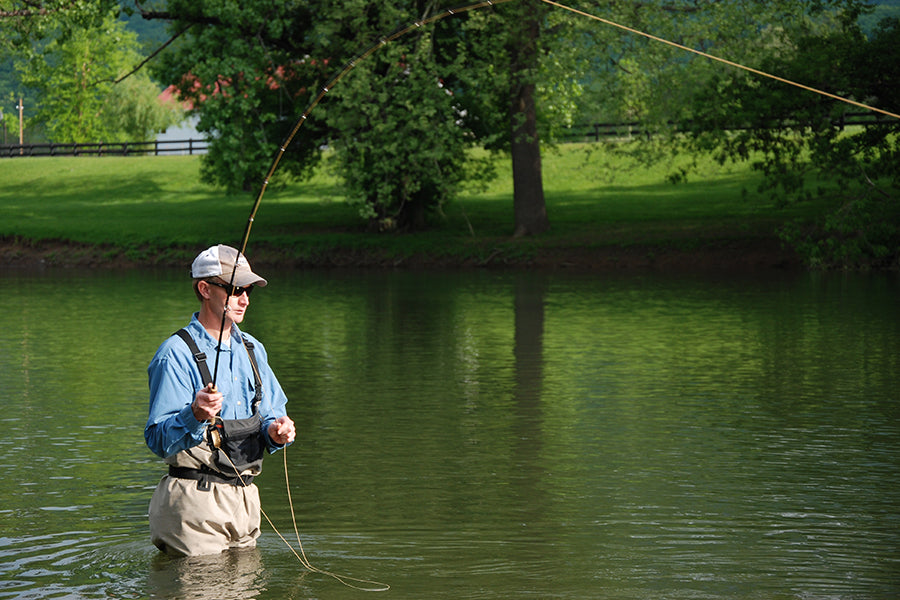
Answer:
[
  {"left": 113, "top": 23, "right": 194, "bottom": 84},
  {"left": 135, "top": 1, "right": 221, "bottom": 26}
]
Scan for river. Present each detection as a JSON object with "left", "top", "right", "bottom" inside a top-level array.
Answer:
[{"left": 1, "top": 267, "right": 898, "bottom": 599}]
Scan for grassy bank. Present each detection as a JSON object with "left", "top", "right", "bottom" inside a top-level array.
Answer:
[{"left": 0, "top": 144, "right": 826, "bottom": 270}]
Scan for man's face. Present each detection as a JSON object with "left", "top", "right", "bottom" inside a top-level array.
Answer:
[{"left": 203, "top": 280, "right": 253, "bottom": 324}]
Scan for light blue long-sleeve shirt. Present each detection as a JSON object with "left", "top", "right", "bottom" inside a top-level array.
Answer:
[{"left": 145, "top": 313, "right": 290, "bottom": 459}]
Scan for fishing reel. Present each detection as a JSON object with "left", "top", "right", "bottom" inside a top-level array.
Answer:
[{"left": 207, "top": 416, "right": 225, "bottom": 449}]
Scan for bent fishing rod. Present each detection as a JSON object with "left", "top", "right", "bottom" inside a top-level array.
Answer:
[{"left": 209, "top": 0, "right": 900, "bottom": 384}]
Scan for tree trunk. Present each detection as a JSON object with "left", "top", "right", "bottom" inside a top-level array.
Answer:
[{"left": 509, "top": 0, "right": 549, "bottom": 237}]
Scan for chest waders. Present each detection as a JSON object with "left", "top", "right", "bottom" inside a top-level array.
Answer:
[{"left": 172, "top": 329, "right": 266, "bottom": 491}]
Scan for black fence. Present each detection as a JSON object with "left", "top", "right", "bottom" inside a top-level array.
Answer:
[
  {"left": 560, "top": 111, "right": 896, "bottom": 142},
  {"left": 2, "top": 111, "right": 893, "bottom": 155},
  {"left": 0, "top": 138, "right": 208, "bottom": 158}
]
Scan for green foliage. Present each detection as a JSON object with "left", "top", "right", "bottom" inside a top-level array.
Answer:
[
  {"left": 327, "top": 43, "right": 472, "bottom": 230},
  {"left": 451, "top": 0, "right": 588, "bottom": 147},
  {"left": 0, "top": 0, "right": 119, "bottom": 49},
  {"left": 107, "top": 75, "right": 182, "bottom": 141},
  {"left": 153, "top": 0, "right": 330, "bottom": 193},
  {"left": 13, "top": 14, "right": 179, "bottom": 143},
  {"left": 576, "top": 1, "right": 809, "bottom": 125},
  {"left": 322, "top": 3, "right": 495, "bottom": 231},
  {"left": 859, "top": 0, "right": 900, "bottom": 32},
  {"left": 684, "top": 15, "right": 900, "bottom": 269},
  {"left": 153, "top": 1, "right": 509, "bottom": 227}
]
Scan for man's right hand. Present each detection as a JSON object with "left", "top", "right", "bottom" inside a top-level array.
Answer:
[{"left": 191, "top": 383, "right": 222, "bottom": 422}]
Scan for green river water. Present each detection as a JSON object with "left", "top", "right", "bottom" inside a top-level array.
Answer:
[{"left": 0, "top": 268, "right": 897, "bottom": 599}]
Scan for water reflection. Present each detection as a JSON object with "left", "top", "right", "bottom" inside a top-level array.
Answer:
[
  {"left": 0, "top": 268, "right": 897, "bottom": 599},
  {"left": 147, "top": 548, "right": 270, "bottom": 600}
]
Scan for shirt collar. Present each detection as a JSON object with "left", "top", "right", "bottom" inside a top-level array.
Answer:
[{"left": 188, "top": 312, "right": 242, "bottom": 351}]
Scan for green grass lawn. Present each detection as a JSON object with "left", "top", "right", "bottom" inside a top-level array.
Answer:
[{"left": 0, "top": 143, "right": 828, "bottom": 266}]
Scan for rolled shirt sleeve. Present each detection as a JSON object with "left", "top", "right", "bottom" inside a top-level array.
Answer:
[{"left": 145, "top": 344, "right": 209, "bottom": 458}]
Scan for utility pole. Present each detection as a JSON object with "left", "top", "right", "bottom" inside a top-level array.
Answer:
[{"left": 16, "top": 98, "right": 23, "bottom": 155}]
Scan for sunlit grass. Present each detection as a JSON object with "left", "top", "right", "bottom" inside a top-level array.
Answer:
[{"left": 0, "top": 143, "right": 829, "bottom": 262}]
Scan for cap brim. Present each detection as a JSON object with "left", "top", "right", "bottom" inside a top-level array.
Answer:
[{"left": 231, "top": 271, "right": 267, "bottom": 287}]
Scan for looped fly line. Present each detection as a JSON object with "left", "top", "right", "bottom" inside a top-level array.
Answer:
[{"left": 219, "top": 445, "right": 391, "bottom": 591}]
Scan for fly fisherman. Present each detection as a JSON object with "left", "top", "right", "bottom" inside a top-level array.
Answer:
[{"left": 145, "top": 244, "right": 296, "bottom": 556}]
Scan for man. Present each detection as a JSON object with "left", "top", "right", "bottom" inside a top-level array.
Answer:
[{"left": 145, "top": 244, "right": 296, "bottom": 556}]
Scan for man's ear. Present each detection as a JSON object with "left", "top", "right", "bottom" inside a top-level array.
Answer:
[{"left": 198, "top": 280, "right": 212, "bottom": 301}]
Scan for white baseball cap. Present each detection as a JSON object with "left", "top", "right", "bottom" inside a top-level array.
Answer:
[{"left": 191, "top": 245, "right": 268, "bottom": 288}]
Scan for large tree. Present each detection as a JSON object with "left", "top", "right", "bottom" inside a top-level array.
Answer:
[
  {"left": 452, "top": 0, "right": 877, "bottom": 236},
  {"left": 146, "top": 0, "right": 558, "bottom": 232},
  {"left": 448, "top": 0, "right": 554, "bottom": 236},
  {"left": 506, "top": 0, "right": 550, "bottom": 236},
  {"left": 147, "top": 1, "right": 531, "bottom": 231}
]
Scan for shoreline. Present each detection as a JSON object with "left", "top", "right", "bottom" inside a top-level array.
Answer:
[{"left": 1, "top": 237, "right": 805, "bottom": 272}]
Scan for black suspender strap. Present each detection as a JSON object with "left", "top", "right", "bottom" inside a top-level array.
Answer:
[
  {"left": 173, "top": 329, "right": 213, "bottom": 385},
  {"left": 242, "top": 337, "right": 264, "bottom": 411}
]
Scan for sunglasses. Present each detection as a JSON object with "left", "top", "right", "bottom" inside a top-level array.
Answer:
[{"left": 207, "top": 280, "right": 255, "bottom": 297}]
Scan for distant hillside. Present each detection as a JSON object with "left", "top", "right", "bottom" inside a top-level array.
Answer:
[{"left": 861, "top": 0, "right": 900, "bottom": 31}]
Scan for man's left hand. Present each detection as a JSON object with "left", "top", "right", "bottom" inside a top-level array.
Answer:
[{"left": 268, "top": 416, "right": 296, "bottom": 446}]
